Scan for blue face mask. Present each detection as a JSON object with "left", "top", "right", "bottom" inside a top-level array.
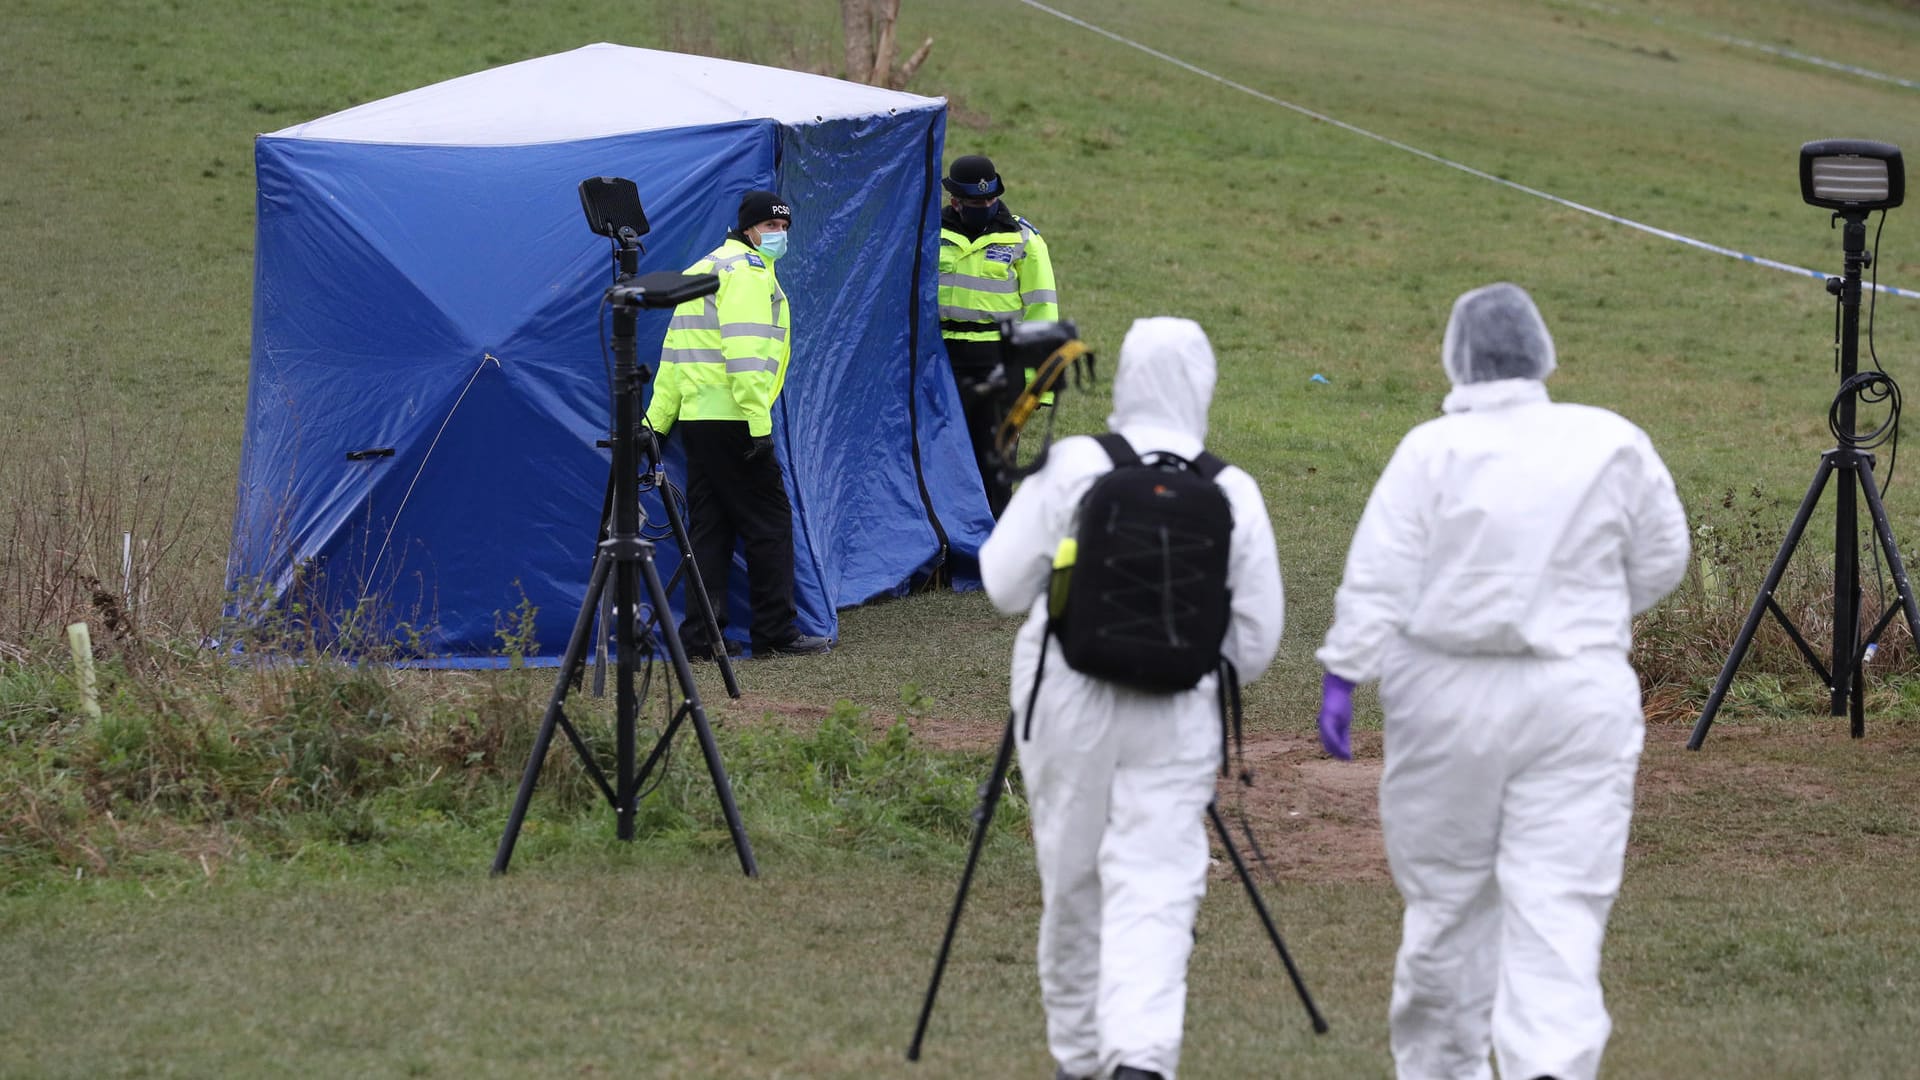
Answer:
[
  {"left": 756, "top": 229, "right": 789, "bottom": 260},
  {"left": 958, "top": 201, "right": 997, "bottom": 228}
]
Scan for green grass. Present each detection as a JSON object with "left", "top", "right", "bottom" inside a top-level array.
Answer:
[
  {"left": 8, "top": 0, "right": 1920, "bottom": 1074},
  {"left": 1, "top": 735, "right": 1916, "bottom": 1079}
]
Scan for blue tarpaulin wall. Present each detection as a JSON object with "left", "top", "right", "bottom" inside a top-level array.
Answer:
[{"left": 231, "top": 48, "right": 991, "bottom": 663}]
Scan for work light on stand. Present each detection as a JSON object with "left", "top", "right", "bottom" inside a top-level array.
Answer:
[{"left": 1691, "top": 139, "right": 1920, "bottom": 748}]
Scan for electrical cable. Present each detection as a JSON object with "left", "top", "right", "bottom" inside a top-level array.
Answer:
[
  {"left": 1863, "top": 519, "right": 1889, "bottom": 662},
  {"left": 1828, "top": 212, "right": 1901, "bottom": 490},
  {"left": 633, "top": 650, "right": 676, "bottom": 805},
  {"left": 599, "top": 235, "right": 624, "bottom": 398},
  {"left": 1866, "top": 211, "right": 1899, "bottom": 495},
  {"left": 1829, "top": 370, "right": 1900, "bottom": 458},
  {"left": 1834, "top": 211, "right": 1904, "bottom": 658},
  {"left": 634, "top": 432, "right": 687, "bottom": 544}
]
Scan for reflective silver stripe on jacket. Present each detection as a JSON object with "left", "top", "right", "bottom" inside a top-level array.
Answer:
[
  {"left": 940, "top": 230, "right": 1028, "bottom": 263},
  {"left": 725, "top": 356, "right": 781, "bottom": 374},
  {"left": 669, "top": 296, "right": 722, "bottom": 331},
  {"left": 661, "top": 347, "right": 726, "bottom": 365},
  {"left": 939, "top": 272, "right": 1020, "bottom": 294},
  {"left": 722, "top": 322, "right": 789, "bottom": 341},
  {"left": 709, "top": 252, "right": 753, "bottom": 271},
  {"left": 1020, "top": 289, "right": 1058, "bottom": 305},
  {"left": 940, "top": 304, "right": 1007, "bottom": 322}
]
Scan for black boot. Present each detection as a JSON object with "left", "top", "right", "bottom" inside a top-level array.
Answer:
[{"left": 1113, "top": 1068, "right": 1165, "bottom": 1080}]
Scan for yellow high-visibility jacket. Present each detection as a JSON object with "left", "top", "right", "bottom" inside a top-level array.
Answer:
[
  {"left": 646, "top": 237, "right": 790, "bottom": 438},
  {"left": 938, "top": 210, "right": 1058, "bottom": 344}
]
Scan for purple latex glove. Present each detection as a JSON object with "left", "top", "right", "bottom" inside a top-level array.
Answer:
[{"left": 1317, "top": 671, "right": 1355, "bottom": 761}]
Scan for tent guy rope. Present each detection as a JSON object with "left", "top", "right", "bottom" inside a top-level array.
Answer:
[{"left": 365, "top": 352, "right": 501, "bottom": 591}]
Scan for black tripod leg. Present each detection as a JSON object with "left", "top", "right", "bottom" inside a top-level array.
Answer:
[
  {"left": 592, "top": 583, "right": 611, "bottom": 698},
  {"left": 647, "top": 438, "right": 740, "bottom": 699},
  {"left": 638, "top": 550, "right": 757, "bottom": 876},
  {"left": 615, "top": 559, "right": 642, "bottom": 841},
  {"left": 493, "top": 550, "right": 614, "bottom": 876},
  {"left": 591, "top": 458, "right": 618, "bottom": 700},
  {"left": 1859, "top": 463, "right": 1920, "bottom": 660},
  {"left": 1851, "top": 650, "right": 1866, "bottom": 737},
  {"left": 1690, "top": 456, "right": 1836, "bottom": 750},
  {"left": 1208, "top": 802, "right": 1329, "bottom": 1034},
  {"left": 908, "top": 715, "right": 1017, "bottom": 1062}
]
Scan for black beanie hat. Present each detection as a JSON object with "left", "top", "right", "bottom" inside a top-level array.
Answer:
[
  {"left": 942, "top": 155, "right": 1004, "bottom": 198},
  {"left": 737, "top": 189, "right": 792, "bottom": 232}
]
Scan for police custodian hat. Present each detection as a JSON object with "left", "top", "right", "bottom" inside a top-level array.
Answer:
[
  {"left": 737, "top": 189, "right": 792, "bottom": 232},
  {"left": 942, "top": 155, "right": 1005, "bottom": 198}
]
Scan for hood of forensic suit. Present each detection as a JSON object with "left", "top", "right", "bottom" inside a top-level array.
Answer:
[{"left": 1107, "top": 316, "right": 1217, "bottom": 448}]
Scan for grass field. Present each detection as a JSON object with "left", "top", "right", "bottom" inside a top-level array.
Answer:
[{"left": 5, "top": 0, "right": 1920, "bottom": 1075}]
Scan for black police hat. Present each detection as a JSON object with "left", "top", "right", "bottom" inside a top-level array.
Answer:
[
  {"left": 942, "top": 155, "right": 1005, "bottom": 199},
  {"left": 737, "top": 189, "right": 792, "bottom": 232}
]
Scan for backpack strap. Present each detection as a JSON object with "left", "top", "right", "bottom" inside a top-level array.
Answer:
[
  {"left": 1092, "top": 431, "right": 1140, "bottom": 469},
  {"left": 1102, "top": 435, "right": 1227, "bottom": 480},
  {"left": 1023, "top": 617, "right": 1053, "bottom": 741}
]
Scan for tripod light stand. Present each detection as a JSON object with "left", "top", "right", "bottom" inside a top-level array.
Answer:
[
  {"left": 1690, "top": 140, "right": 1920, "bottom": 749},
  {"left": 492, "top": 178, "right": 757, "bottom": 874},
  {"left": 905, "top": 714, "right": 1328, "bottom": 1062}
]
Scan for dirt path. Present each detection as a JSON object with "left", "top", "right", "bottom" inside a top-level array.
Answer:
[
  {"left": 1214, "top": 732, "right": 1390, "bottom": 883},
  {"left": 734, "top": 693, "right": 1392, "bottom": 883},
  {"left": 733, "top": 690, "right": 1920, "bottom": 886}
]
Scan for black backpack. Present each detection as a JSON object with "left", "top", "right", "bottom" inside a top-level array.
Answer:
[{"left": 1047, "top": 433, "right": 1235, "bottom": 694}]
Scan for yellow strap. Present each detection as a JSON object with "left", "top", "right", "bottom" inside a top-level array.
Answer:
[{"left": 996, "top": 339, "right": 1089, "bottom": 451}]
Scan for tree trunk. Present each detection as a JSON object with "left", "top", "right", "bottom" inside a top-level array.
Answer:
[
  {"left": 869, "top": 0, "right": 902, "bottom": 86},
  {"left": 841, "top": 0, "right": 874, "bottom": 84}
]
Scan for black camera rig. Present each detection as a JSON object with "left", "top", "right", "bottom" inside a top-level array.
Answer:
[{"left": 984, "top": 318, "right": 1097, "bottom": 481}]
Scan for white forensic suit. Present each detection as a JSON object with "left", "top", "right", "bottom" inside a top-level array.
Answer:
[
  {"left": 1317, "top": 284, "right": 1690, "bottom": 1080},
  {"left": 981, "top": 317, "right": 1285, "bottom": 1080}
]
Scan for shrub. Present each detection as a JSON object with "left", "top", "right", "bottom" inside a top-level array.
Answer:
[{"left": 1633, "top": 484, "right": 1919, "bottom": 721}]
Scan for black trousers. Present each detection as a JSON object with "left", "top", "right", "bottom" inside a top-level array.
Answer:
[
  {"left": 944, "top": 339, "right": 1014, "bottom": 518},
  {"left": 676, "top": 419, "right": 797, "bottom": 651}
]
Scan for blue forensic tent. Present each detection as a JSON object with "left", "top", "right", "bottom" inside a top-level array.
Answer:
[{"left": 230, "top": 43, "right": 992, "bottom": 662}]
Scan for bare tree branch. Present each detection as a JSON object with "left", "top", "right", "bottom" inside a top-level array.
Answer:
[{"left": 895, "top": 35, "right": 934, "bottom": 89}]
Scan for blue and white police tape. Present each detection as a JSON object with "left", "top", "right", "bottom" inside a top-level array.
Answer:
[
  {"left": 1017, "top": 0, "right": 1920, "bottom": 300},
  {"left": 1560, "top": 0, "right": 1920, "bottom": 93}
]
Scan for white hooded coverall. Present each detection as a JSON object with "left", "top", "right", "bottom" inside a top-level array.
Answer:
[
  {"left": 1318, "top": 285, "right": 1689, "bottom": 1080},
  {"left": 981, "top": 317, "right": 1284, "bottom": 1080}
]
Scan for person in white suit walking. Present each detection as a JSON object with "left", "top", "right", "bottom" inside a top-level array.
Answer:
[{"left": 1316, "top": 283, "right": 1691, "bottom": 1080}]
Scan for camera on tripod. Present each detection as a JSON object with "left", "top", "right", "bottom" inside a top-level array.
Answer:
[
  {"left": 579, "top": 176, "right": 720, "bottom": 310},
  {"left": 493, "top": 176, "right": 755, "bottom": 877},
  {"left": 983, "top": 317, "right": 1096, "bottom": 479},
  {"left": 976, "top": 317, "right": 1088, "bottom": 401}
]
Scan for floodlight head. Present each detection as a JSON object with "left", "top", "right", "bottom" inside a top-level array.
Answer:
[
  {"left": 579, "top": 176, "right": 650, "bottom": 241},
  {"left": 1800, "top": 139, "right": 1904, "bottom": 212}
]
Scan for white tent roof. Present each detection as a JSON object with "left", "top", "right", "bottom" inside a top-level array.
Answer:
[{"left": 270, "top": 42, "right": 943, "bottom": 145}]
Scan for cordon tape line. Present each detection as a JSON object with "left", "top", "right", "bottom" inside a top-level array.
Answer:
[
  {"left": 1559, "top": 0, "right": 1920, "bottom": 93},
  {"left": 1016, "top": 0, "right": 1920, "bottom": 299}
]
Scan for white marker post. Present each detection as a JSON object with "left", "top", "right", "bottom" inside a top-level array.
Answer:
[{"left": 66, "top": 622, "right": 102, "bottom": 721}]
